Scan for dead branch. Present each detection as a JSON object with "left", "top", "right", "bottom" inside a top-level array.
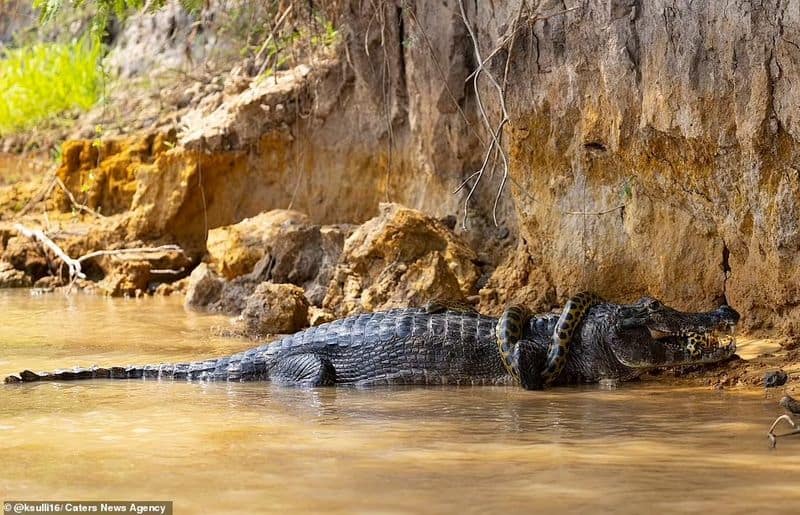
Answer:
[
  {"left": 53, "top": 177, "right": 106, "bottom": 218},
  {"left": 14, "top": 223, "right": 185, "bottom": 288},
  {"left": 76, "top": 245, "right": 183, "bottom": 264},
  {"left": 561, "top": 204, "right": 626, "bottom": 216},
  {"left": 18, "top": 173, "right": 57, "bottom": 216},
  {"left": 14, "top": 223, "right": 86, "bottom": 280},
  {"left": 150, "top": 268, "right": 186, "bottom": 275},
  {"left": 19, "top": 172, "right": 105, "bottom": 219}
]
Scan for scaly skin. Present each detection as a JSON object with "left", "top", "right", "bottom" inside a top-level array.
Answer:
[
  {"left": 496, "top": 292, "right": 604, "bottom": 387},
  {"left": 495, "top": 305, "right": 529, "bottom": 383},
  {"left": 4, "top": 297, "right": 741, "bottom": 389},
  {"left": 542, "top": 292, "right": 605, "bottom": 384}
]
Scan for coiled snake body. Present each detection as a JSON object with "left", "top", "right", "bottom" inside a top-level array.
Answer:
[{"left": 496, "top": 292, "right": 604, "bottom": 387}]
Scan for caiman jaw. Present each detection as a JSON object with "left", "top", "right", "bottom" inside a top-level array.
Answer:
[
  {"left": 649, "top": 325, "right": 737, "bottom": 360},
  {"left": 683, "top": 325, "right": 737, "bottom": 359},
  {"left": 612, "top": 323, "right": 737, "bottom": 369}
]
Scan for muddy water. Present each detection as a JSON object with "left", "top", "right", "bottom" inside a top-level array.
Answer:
[{"left": 0, "top": 291, "right": 797, "bottom": 514}]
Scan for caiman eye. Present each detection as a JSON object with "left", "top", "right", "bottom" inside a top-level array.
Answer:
[{"left": 646, "top": 300, "right": 661, "bottom": 311}]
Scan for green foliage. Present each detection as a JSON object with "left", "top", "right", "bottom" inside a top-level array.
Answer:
[
  {"left": 0, "top": 37, "right": 104, "bottom": 135},
  {"left": 264, "top": 30, "right": 300, "bottom": 70},
  {"left": 32, "top": 0, "right": 203, "bottom": 34},
  {"left": 257, "top": 13, "right": 339, "bottom": 81},
  {"left": 33, "top": 0, "right": 204, "bottom": 21},
  {"left": 310, "top": 16, "right": 338, "bottom": 48},
  {"left": 620, "top": 178, "right": 633, "bottom": 201}
]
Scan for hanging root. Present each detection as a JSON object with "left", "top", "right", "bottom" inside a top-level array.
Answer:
[
  {"left": 454, "top": 1, "right": 581, "bottom": 229},
  {"left": 456, "top": 0, "right": 509, "bottom": 229}
]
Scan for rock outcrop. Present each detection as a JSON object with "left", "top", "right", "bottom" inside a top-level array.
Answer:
[
  {"left": 97, "top": 261, "right": 151, "bottom": 297},
  {"left": 206, "top": 209, "right": 311, "bottom": 280},
  {"left": 184, "top": 263, "right": 224, "bottom": 310},
  {"left": 323, "top": 203, "right": 480, "bottom": 316},
  {"left": 184, "top": 204, "right": 482, "bottom": 329},
  {"left": 204, "top": 209, "right": 349, "bottom": 306},
  {"left": 237, "top": 282, "right": 310, "bottom": 336},
  {"left": 2, "top": 236, "right": 49, "bottom": 280},
  {"left": 0, "top": 261, "right": 32, "bottom": 288},
  {"left": 331, "top": 0, "right": 800, "bottom": 331}
]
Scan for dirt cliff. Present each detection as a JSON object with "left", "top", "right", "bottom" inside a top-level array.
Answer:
[
  {"left": 5, "top": 0, "right": 800, "bottom": 337},
  {"left": 344, "top": 0, "right": 800, "bottom": 335}
]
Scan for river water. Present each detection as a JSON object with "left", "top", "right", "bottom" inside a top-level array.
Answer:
[{"left": 0, "top": 291, "right": 797, "bottom": 514}]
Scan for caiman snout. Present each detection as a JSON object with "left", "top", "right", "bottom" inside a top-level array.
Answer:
[
  {"left": 610, "top": 298, "right": 741, "bottom": 369},
  {"left": 677, "top": 304, "right": 740, "bottom": 360},
  {"left": 715, "top": 305, "right": 740, "bottom": 326}
]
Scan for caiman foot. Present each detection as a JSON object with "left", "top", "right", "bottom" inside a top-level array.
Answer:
[{"left": 270, "top": 354, "right": 336, "bottom": 387}]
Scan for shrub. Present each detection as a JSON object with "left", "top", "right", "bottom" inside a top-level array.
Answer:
[{"left": 0, "top": 37, "right": 104, "bottom": 135}]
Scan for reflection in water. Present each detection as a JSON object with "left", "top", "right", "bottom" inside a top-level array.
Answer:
[{"left": 0, "top": 291, "right": 797, "bottom": 514}]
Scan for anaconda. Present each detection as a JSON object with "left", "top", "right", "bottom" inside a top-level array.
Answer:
[{"left": 496, "top": 292, "right": 603, "bottom": 386}]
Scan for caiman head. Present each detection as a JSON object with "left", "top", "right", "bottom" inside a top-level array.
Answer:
[{"left": 602, "top": 297, "right": 739, "bottom": 370}]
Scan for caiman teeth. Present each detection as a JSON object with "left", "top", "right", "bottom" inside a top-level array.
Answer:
[
  {"left": 713, "top": 333, "right": 737, "bottom": 353},
  {"left": 710, "top": 325, "right": 736, "bottom": 346},
  {"left": 648, "top": 328, "right": 672, "bottom": 340}
]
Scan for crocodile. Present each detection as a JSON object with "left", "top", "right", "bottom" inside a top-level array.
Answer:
[{"left": 3, "top": 296, "right": 739, "bottom": 389}]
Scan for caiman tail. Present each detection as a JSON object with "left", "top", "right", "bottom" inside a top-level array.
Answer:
[{"left": 4, "top": 345, "right": 274, "bottom": 384}]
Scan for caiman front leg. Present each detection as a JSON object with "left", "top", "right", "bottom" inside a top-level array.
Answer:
[{"left": 269, "top": 354, "right": 336, "bottom": 387}]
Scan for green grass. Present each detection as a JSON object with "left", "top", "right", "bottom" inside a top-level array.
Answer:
[{"left": 0, "top": 37, "right": 104, "bottom": 135}]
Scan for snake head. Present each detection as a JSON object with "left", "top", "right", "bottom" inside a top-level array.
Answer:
[{"left": 609, "top": 297, "right": 739, "bottom": 368}]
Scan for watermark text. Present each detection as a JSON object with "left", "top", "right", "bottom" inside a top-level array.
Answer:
[{"left": 4, "top": 502, "right": 172, "bottom": 515}]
